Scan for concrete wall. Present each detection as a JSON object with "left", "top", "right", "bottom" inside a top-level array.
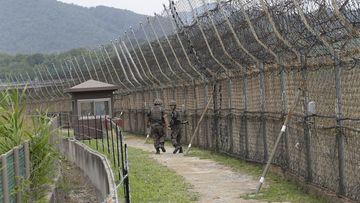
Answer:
[{"left": 55, "top": 138, "right": 118, "bottom": 202}]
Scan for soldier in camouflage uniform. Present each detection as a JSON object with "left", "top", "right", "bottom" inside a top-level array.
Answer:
[
  {"left": 147, "top": 98, "right": 167, "bottom": 154},
  {"left": 169, "top": 100, "right": 187, "bottom": 154}
]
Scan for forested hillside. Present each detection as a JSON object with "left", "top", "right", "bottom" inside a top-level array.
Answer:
[
  {"left": 0, "top": 0, "right": 147, "bottom": 54},
  {"left": 0, "top": 49, "right": 84, "bottom": 74}
]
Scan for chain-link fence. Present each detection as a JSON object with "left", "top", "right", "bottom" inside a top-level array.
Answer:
[
  {"left": 1, "top": 0, "right": 360, "bottom": 201},
  {"left": 117, "top": 67, "right": 360, "bottom": 202},
  {"left": 0, "top": 142, "right": 31, "bottom": 203}
]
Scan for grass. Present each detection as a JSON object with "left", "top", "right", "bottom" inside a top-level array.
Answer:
[
  {"left": 126, "top": 147, "right": 198, "bottom": 202},
  {"left": 84, "top": 137, "right": 199, "bottom": 203},
  {"left": 186, "top": 147, "right": 327, "bottom": 203}
]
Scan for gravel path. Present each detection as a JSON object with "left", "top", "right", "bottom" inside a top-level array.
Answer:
[{"left": 125, "top": 136, "right": 266, "bottom": 203}]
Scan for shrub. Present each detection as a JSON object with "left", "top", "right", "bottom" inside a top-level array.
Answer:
[{"left": 0, "top": 88, "right": 57, "bottom": 202}]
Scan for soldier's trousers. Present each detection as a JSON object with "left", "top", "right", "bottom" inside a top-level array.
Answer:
[
  {"left": 151, "top": 124, "right": 165, "bottom": 149},
  {"left": 171, "top": 126, "right": 182, "bottom": 147}
]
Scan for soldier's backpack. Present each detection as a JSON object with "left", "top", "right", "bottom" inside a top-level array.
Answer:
[{"left": 148, "top": 106, "right": 164, "bottom": 125}]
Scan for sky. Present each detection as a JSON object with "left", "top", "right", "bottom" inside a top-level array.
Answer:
[{"left": 57, "top": 0, "right": 170, "bottom": 15}]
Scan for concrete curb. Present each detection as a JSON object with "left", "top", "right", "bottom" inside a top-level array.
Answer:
[{"left": 55, "top": 138, "right": 118, "bottom": 203}]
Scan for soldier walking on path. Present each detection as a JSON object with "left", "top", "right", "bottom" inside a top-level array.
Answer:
[
  {"left": 169, "top": 100, "right": 188, "bottom": 154},
  {"left": 147, "top": 98, "right": 167, "bottom": 154}
]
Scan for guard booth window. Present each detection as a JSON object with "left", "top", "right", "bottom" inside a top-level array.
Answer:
[{"left": 78, "top": 98, "right": 111, "bottom": 118}]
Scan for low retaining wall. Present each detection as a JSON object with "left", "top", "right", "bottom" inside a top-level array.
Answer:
[{"left": 55, "top": 138, "right": 118, "bottom": 202}]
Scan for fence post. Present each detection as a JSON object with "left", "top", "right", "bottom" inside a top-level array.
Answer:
[
  {"left": 115, "top": 127, "right": 121, "bottom": 180},
  {"left": 100, "top": 116, "right": 105, "bottom": 152},
  {"left": 87, "top": 115, "right": 90, "bottom": 144},
  {"left": 59, "top": 113, "right": 62, "bottom": 128},
  {"left": 280, "top": 65, "right": 290, "bottom": 168},
  {"left": 94, "top": 115, "right": 98, "bottom": 150},
  {"left": 334, "top": 52, "right": 345, "bottom": 196},
  {"left": 259, "top": 63, "right": 268, "bottom": 161},
  {"left": 184, "top": 85, "right": 189, "bottom": 143},
  {"left": 128, "top": 107, "right": 132, "bottom": 133},
  {"left": 135, "top": 108, "right": 139, "bottom": 134},
  {"left": 243, "top": 68, "right": 249, "bottom": 159},
  {"left": 173, "top": 85, "right": 176, "bottom": 100},
  {"left": 193, "top": 81, "right": 199, "bottom": 146},
  {"left": 204, "top": 83, "right": 209, "bottom": 148},
  {"left": 228, "top": 79, "right": 234, "bottom": 153},
  {"left": 301, "top": 54, "right": 312, "bottom": 182},
  {"left": 124, "top": 144, "right": 131, "bottom": 203},
  {"left": 213, "top": 80, "right": 219, "bottom": 152},
  {"left": 218, "top": 81, "right": 223, "bottom": 151},
  {"left": 24, "top": 142, "right": 30, "bottom": 179},
  {"left": 1, "top": 155, "right": 10, "bottom": 203},
  {"left": 134, "top": 93, "right": 138, "bottom": 133},
  {"left": 13, "top": 147, "right": 21, "bottom": 203},
  {"left": 142, "top": 90, "right": 146, "bottom": 135},
  {"left": 67, "top": 113, "right": 70, "bottom": 137},
  {"left": 81, "top": 117, "right": 85, "bottom": 140}
]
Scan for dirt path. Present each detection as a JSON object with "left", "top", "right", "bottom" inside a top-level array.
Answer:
[{"left": 125, "top": 136, "right": 265, "bottom": 203}]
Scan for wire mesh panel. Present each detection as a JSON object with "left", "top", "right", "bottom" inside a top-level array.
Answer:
[
  {"left": 247, "top": 117, "right": 263, "bottom": 162},
  {"left": 309, "top": 127, "right": 339, "bottom": 192},
  {"left": 285, "top": 69, "right": 303, "bottom": 115},
  {"left": 340, "top": 63, "right": 360, "bottom": 201},
  {"left": 19, "top": 146, "right": 26, "bottom": 178},
  {"left": 287, "top": 120, "right": 308, "bottom": 180},
  {"left": 219, "top": 116, "right": 232, "bottom": 153},
  {"left": 264, "top": 70, "right": 282, "bottom": 113},
  {"left": 232, "top": 115, "right": 244, "bottom": 157},
  {"left": 197, "top": 84, "right": 206, "bottom": 109},
  {"left": 175, "top": 87, "right": 185, "bottom": 108},
  {"left": 197, "top": 114, "right": 206, "bottom": 147},
  {"left": 342, "top": 66, "right": 360, "bottom": 119},
  {"left": 307, "top": 67, "right": 336, "bottom": 117},
  {"left": 247, "top": 74, "right": 261, "bottom": 112},
  {"left": 232, "top": 77, "right": 245, "bottom": 113},
  {"left": 186, "top": 85, "right": 196, "bottom": 111},
  {"left": 265, "top": 117, "right": 285, "bottom": 165},
  {"left": 343, "top": 128, "right": 360, "bottom": 202},
  {"left": 7, "top": 153, "right": 16, "bottom": 203}
]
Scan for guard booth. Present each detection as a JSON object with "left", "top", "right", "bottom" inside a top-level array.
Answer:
[{"left": 65, "top": 79, "right": 119, "bottom": 140}]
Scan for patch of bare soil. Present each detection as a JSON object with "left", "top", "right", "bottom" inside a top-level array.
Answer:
[
  {"left": 59, "top": 159, "right": 101, "bottom": 203},
  {"left": 125, "top": 136, "right": 266, "bottom": 203}
]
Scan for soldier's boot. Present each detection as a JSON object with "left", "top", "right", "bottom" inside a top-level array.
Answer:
[
  {"left": 156, "top": 148, "right": 160, "bottom": 154},
  {"left": 160, "top": 144, "right": 166, "bottom": 152},
  {"left": 173, "top": 146, "right": 180, "bottom": 154},
  {"left": 179, "top": 146, "right": 183, "bottom": 153}
]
